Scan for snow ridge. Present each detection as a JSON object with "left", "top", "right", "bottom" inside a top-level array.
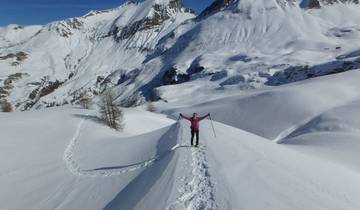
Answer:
[
  {"left": 167, "top": 123, "right": 217, "bottom": 210},
  {"left": 167, "top": 149, "right": 217, "bottom": 210},
  {"left": 63, "top": 115, "right": 156, "bottom": 177},
  {"left": 184, "top": 148, "right": 217, "bottom": 210},
  {"left": 63, "top": 116, "right": 187, "bottom": 177}
]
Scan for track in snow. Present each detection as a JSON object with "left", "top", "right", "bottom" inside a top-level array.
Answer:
[
  {"left": 167, "top": 122, "right": 217, "bottom": 210},
  {"left": 168, "top": 147, "right": 217, "bottom": 210},
  {"left": 63, "top": 116, "right": 188, "bottom": 177},
  {"left": 63, "top": 116, "right": 218, "bottom": 208}
]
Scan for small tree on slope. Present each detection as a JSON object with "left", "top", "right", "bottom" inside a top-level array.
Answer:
[
  {"left": 99, "top": 90, "right": 124, "bottom": 131},
  {"left": 0, "top": 100, "right": 12, "bottom": 112},
  {"left": 79, "top": 95, "right": 92, "bottom": 109},
  {"left": 147, "top": 102, "right": 156, "bottom": 112}
]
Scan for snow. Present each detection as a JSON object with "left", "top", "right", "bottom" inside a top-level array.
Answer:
[
  {"left": 2, "top": 80, "right": 360, "bottom": 209},
  {"left": 104, "top": 0, "right": 360, "bottom": 107},
  {"left": 1, "top": 0, "right": 360, "bottom": 209},
  {"left": 0, "top": 107, "right": 175, "bottom": 210},
  {"left": 159, "top": 69, "right": 360, "bottom": 181},
  {"left": 280, "top": 99, "right": 360, "bottom": 172},
  {"left": 203, "top": 120, "right": 360, "bottom": 210},
  {"left": 0, "top": 24, "right": 42, "bottom": 47},
  {"left": 0, "top": 0, "right": 195, "bottom": 110},
  {"left": 163, "top": 70, "right": 360, "bottom": 140}
]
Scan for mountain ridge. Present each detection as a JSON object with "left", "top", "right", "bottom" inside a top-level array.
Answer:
[{"left": 0, "top": 0, "right": 360, "bottom": 111}]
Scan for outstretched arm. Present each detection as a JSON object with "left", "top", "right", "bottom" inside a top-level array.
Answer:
[
  {"left": 180, "top": 113, "right": 192, "bottom": 121},
  {"left": 199, "top": 113, "right": 210, "bottom": 121}
]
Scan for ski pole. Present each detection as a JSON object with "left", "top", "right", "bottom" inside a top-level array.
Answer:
[{"left": 209, "top": 115, "right": 217, "bottom": 138}]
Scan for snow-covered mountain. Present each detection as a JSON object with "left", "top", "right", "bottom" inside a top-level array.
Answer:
[
  {"left": 0, "top": 0, "right": 360, "bottom": 110},
  {"left": 0, "top": 0, "right": 195, "bottom": 110},
  {"left": 2, "top": 1, "right": 360, "bottom": 209}
]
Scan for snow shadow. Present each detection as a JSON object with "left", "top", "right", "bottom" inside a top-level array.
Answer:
[
  {"left": 87, "top": 145, "right": 192, "bottom": 172},
  {"left": 103, "top": 122, "right": 182, "bottom": 210},
  {"left": 72, "top": 114, "right": 102, "bottom": 124},
  {"left": 228, "top": 54, "right": 252, "bottom": 62},
  {"left": 267, "top": 59, "right": 360, "bottom": 86}
]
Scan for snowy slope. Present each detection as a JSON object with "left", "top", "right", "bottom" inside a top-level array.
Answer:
[
  {"left": 163, "top": 70, "right": 360, "bottom": 140},
  {"left": 202, "top": 120, "right": 360, "bottom": 210},
  {"left": 2, "top": 101, "right": 360, "bottom": 209},
  {"left": 108, "top": 0, "right": 360, "bottom": 105},
  {"left": 160, "top": 69, "right": 360, "bottom": 175},
  {"left": 0, "top": 107, "right": 175, "bottom": 210},
  {"left": 0, "top": 0, "right": 194, "bottom": 110},
  {"left": 0, "top": 24, "right": 42, "bottom": 47}
]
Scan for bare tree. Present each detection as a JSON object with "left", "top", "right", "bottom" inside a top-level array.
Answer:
[
  {"left": 99, "top": 90, "right": 124, "bottom": 131},
  {"left": 79, "top": 96, "right": 92, "bottom": 109},
  {"left": 146, "top": 102, "right": 156, "bottom": 112},
  {"left": 0, "top": 100, "right": 12, "bottom": 112}
]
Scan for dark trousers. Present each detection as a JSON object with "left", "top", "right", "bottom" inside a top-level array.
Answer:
[{"left": 191, "top": 128, "right": 199, "bottom": 146}]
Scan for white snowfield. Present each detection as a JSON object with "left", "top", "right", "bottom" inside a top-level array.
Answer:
[{"left": 2, "top": 70, "right": 360, "bottom": 210}]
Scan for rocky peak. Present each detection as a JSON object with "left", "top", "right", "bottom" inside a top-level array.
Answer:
[
  {"left": 199, "top": 0, "right": 359, "bottom": 15},
  {"left": 301, "top": 0, "right": 359, "bottom": 9},
  {"left": 47, "top": 18, "right": 84, "bottom": 38},
  {"left": 321, "top": 0, "right": 359, "bottom": 4},
  {"left": 300, "top": 0, "right": 321, "bottom": 8},
  {"left": 111, "top": 0, "right": 194, "bottom": 42},
  {"left": 198, "top": 0, "right": 234, "bottom": 18}
]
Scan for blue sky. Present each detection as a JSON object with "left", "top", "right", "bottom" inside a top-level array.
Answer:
[{"left": 0, "top": 0, "right": 213, "bottom": 26}]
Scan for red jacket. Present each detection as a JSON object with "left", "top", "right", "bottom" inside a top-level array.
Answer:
[{"left": 181, "top": 114, "right": 209, "bottom": 130}]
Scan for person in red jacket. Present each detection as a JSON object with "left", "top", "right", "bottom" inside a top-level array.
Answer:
[{"left": 180, "top": 113, "right": 210, "bottom": 146}]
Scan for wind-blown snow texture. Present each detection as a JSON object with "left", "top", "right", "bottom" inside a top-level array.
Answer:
[{"left": 1, "top": 0, "right": 360, "bottom": 209}]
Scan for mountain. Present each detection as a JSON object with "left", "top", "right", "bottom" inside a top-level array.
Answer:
[
  {"left": 0, "top": 0, "right": 194, "bottom": 110},
  {"left": 123, "top": 0, "right": 360, "bottom": 103},
  {"left": 300, "top": 0, "right": 359, "bottom": 8},
  {"left": 0, "top": 0, "right": 360, "bottom": 111}
]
